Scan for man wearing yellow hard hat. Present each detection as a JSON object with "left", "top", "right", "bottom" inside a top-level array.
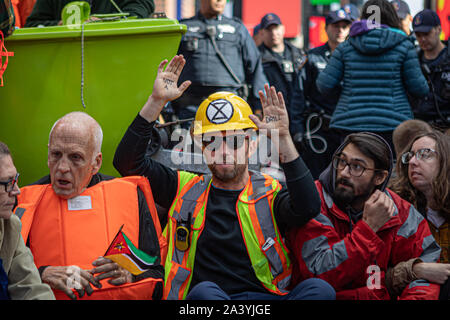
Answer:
[{"left": 114, "top": 55, "right": 335, "bottom": 300}]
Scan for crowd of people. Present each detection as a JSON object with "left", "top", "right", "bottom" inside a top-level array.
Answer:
[{"left": 1, "top": 0, "right": 449, "bottom": 301}]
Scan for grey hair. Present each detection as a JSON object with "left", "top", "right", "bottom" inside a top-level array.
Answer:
[{"left": 49, "top": 111, "right": 103, "bottom": 155}]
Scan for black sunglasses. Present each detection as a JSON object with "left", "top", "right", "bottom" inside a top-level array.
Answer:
[{"left": 202, "top": 135, "right": 249, "bottom": 151}]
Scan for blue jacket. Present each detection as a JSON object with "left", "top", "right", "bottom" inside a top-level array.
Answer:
[{"left": 317, "top": 21, "right": 429, "bottom": 132}]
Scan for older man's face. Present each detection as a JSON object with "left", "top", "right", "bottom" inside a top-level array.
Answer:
[{"left": 48, "top": 124, "right": 101, "bottom": 199}]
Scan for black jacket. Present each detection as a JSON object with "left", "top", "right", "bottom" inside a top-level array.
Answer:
[
  {"left": 410, "top": 43, "right": 449, "bottom": 124},
  {"left": 259, "top": 41, "right": 306, "bottom": 135},
  {"left": 25, "top": 0, "right": 155, "bottom": 27},
  {"left": 0, "top": 0, "right": 14, "bottom": 37}
]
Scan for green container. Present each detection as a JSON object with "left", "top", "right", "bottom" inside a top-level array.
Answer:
[{"left": 0, "top": 18, "right": 186, "bottom": 186}]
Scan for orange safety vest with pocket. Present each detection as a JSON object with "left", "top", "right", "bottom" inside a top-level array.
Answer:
[
  {"left": 163, "top": 171, "right": 292, "bottom": 300},
  {"left": 14, "top": 175, "right": 166, "bottom": 300}
]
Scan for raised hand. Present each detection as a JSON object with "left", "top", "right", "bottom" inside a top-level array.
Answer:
[
  {"left": 151, "top": 55, "right": 191, "bottom": 104},
  {"left": 249, "top": 84, "right": 290, "bottom": 138},
  {"left": 249, "top": 84, "right": 299, "bottom": 163},
  {"left": 140, "top": 55, "right": 191, "bottom": 122}
]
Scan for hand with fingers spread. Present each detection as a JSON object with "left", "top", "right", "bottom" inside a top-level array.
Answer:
[
  {"left": 140, "top": 55, "right": 191, "bottom": 122},
  {"left": 91, "top": 257, "right": 134, "bottom": 286},
  {"left": 249, "top": 84, "right": 290, "bottom": 138},
  {"left": 41, "top": 265, "right": 101, "bottom": 300},
  {"left": 363, "top": 190, "right": 395, "bottom": 232},
  {"left": 250, "top": 84, "right": 299, "bottom": 163}
]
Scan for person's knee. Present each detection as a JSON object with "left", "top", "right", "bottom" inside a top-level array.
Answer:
[
  {"left": 186, "top": 281, "right": 230, "bottom": 300},
  {"left": 291, "top": 278, "right": 336, "bottom": 300}
]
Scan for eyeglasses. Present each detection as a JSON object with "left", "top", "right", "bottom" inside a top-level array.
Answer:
[
  {"left": 202, "top": 135, "right": 248, "bottom": 151},
  {"left": 401, "top": 148, "right": 437, "bottom": 164},
  {"left": 332, "top": 156, "right": 378, "bottom": 177},
  {"left": 0, "top": 172, "right": 19, "bottom": 193}
]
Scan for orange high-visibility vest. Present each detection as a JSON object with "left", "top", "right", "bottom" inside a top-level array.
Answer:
[
  {"left": 163, "top": 171, "right": 292, "bottom": 300},
  {"left": 14, "top": 176, "right": 166, "bottom": 300}
]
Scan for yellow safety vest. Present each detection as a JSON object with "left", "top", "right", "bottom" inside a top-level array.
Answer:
[{"left": 162, "top": 171, "right": 292, "bottom": 300}]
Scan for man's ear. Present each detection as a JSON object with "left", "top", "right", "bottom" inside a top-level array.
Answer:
[
  {"left": 92, "top": 152, "right": 102, "bottom": 175},
  {"left": 374, "top": 170, "right": 388, "bottom": 187}
]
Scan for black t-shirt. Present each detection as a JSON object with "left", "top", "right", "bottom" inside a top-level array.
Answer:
[{"left": 189, "top": 184, "right": 266, "bottom": 294}]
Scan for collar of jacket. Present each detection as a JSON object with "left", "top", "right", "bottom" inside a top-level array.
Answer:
[
  {"left": 259, "top": 41, "right": 302, "bottom": 64},
  {"left": 196, "top": 11, "right": 224, "bottom": 22},
  {"left": 320, "top": 183, "right": 402, "bottom": 232}
]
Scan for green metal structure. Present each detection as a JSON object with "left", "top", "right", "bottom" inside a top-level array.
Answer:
[{"left": 0, "top": 18, "right": 186, "bottom": 186}]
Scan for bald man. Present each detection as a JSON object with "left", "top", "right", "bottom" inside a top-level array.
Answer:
[{"left": 14, "top": 112, "right": 164, "bottom": 300}]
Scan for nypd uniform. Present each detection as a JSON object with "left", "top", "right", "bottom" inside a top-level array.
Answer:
[
  {"left": 410, "top": 10, "right": 450, "bottom": 128},
  {"left": 412, "top": 44, "right": 450, "bottom": 127},
  {"left": 259, "top": 41, "right": 306, "bottom": 136},
  {"left": 171, "top": 12, "right": 268, "bottom": 123}
]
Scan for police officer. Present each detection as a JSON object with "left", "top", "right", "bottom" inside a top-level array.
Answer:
[
  {"left": 292, "top": 9, "right": 353, "bottom": 179},
  {"left": 171, "top": 0, "right": 267, "bottom": 125},
  {"left": 257, "top": 13, "right": 307, "bottom": 137},
  {"left": 411, "top": 9, "right": 449, "bottom": 129}
]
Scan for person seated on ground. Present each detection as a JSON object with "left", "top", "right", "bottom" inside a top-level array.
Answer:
[
  {"left": 388, "top": 130, "right": 450, "bottom": 300},
  {"left": 113, "top": 55, "right": 336, "bottom": 300},
  {"left": 13, "top": 112, "right": 164, "bottom": 300},
  {"left": 392, "top": 119, "right": 433, "bottom": 156},
  {"left": 391, "top": 119, "right": 433, "bottom": 176},
  {"left": 288, "top": 132, "right": 441, "bottom": 300},
  {"left": 0, "top": 141, "right": 55, "bottom": 300},
  {"left": 24, "top": 0, "right": 155, "bottom": 27}
]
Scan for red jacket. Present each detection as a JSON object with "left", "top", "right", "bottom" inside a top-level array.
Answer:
[{"left": 289, "top": 181, "right": 441, "bottom": 300}]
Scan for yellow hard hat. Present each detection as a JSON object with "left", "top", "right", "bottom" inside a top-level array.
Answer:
[{"left": 193, "top": 92, "right": 258, "bottom": 135}]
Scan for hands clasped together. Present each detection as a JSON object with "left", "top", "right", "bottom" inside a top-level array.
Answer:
[{"left": 41, "top": 257, "right": 133, "bottom": 300}]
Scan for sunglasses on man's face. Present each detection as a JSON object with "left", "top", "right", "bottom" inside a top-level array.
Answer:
[{"left": 201, "top": 135, "right": 249, "bottom": 151}]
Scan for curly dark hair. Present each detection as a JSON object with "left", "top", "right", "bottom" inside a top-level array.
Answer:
[{"left": 389, "top": 131, "right": 450, "bottom": 217}]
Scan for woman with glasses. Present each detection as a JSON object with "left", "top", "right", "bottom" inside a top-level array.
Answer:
[
  {"left": 0, "top": 141, "right": 54, "bottom": 299},
  {"left": 387, "top": 130, "right": 450, "bottom": 300}
]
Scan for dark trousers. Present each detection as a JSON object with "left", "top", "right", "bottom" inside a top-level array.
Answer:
[
  {"left": 186, "top": 278, "right": 336, "bottom": 300},
  {"left": 439, "top": 278, "right": 450, "bottom": 300},
  {"left": 0, "top": 258, "right": 10, "bottom": 300}
]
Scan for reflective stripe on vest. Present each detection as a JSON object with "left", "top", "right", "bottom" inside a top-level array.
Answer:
[
  {"left": 163, "top": 171, "right": 291, "bottom": 300},
  {"left": 14, "top": 176, "right": 164, "bottom": 300}
]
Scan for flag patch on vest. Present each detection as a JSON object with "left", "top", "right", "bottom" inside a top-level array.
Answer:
[{"left": 104, "top": 226, "right": 157, "bottom": 275}]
